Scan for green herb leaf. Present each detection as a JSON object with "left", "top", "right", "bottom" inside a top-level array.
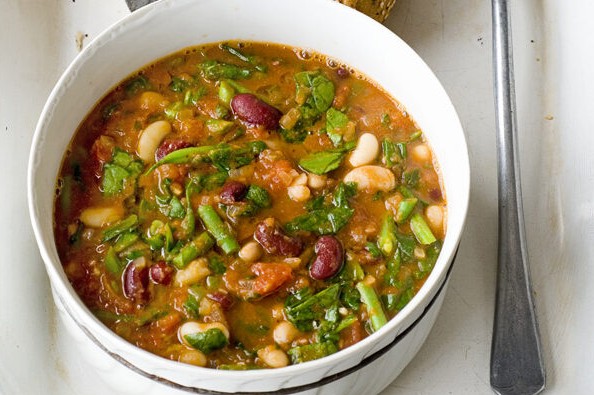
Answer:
[
  {"left": 280, "top": 128, "right": 308, "bottom": 143},
  {"left": 287, "top": 342, "right": 338, "bottom": 364},
  {"left": 200, "top": 60, "right": 252, "bottom": 80},
  {"left": 294, "top": 71, "right": 335, "bottom": 124},
  {"left": 284, "top": 284, "right": 341, "bottom": 332},
  {"left": 246, "top": 185, "right": 271, "bottom": 208},
  {"left": 299, "top": 150, "right": 345, "bottom": 175},
  {"left": 285, "top": 206, "right": 354, "bottom": 235},
  {"left": 125, "top": 75, "right": 150, "bottom": 96},
  {"left": 169, "top": 77, "right": 189, "bottom": 93},
  {"left": 102, "top": 148, "right": 143, "bottom": 196},
  {"left": 208, "top": 255, "right": 227, "bottom": 275},
  {"left": 184, "top": 328, "right": 229, "bottom": 354},
  {"left": 403, "top": 169, "right": 420, "bottom": 189},
  {"left": 326, "top": 108, "right": 349, "bottom": 146}
]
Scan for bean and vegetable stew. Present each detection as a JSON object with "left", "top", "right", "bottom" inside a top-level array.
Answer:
[{"left": 54, "top": 42, "right": 446, "bottom": 369}]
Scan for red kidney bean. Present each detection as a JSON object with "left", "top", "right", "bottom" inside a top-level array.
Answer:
[
  {"left": 155, "top": 139, "right": 192, "bottom": 162},
  {"left": 149, "top": 261, "right": 173, "bottom": 285},
  {"left": 207, "top": 292, "right": 235, "bottom": 311},
  {"left": 230, "top": 94, "right": 282, "bottom": 130},
  {"left": 220, "top": 181, "right": 248, "bottom": 204},
  {"left": 123, "top": 258, "right": 149, "bottom": 303},
  {"left": 254, "top": 218, "right": 303, "bottom": 257},
  {"left": 336, "top": 67, "right": 350, "bottom": 79},
  {"left": 310, "top": 236, "right": 344, "bottom": 280},
  {"left": 429, "top": 188, "right": 442, "bottom": 202}
]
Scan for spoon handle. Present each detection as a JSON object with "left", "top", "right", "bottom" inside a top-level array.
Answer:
[{"left": 490, "top": 1, "right": 545, "bottom": 394}]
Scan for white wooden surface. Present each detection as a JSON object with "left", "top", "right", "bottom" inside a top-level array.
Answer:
[{"left": 1, "top": 0, "right": 592, "bottom": 393}]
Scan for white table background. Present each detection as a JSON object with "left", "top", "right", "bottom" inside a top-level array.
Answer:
[{"left": 1, "top": 0, "right": 592, "bottom": 394}]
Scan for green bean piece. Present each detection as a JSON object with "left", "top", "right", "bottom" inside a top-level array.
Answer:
[
  {"left": 378, "top": 213, "right": 397, "bottom": 257},
  {"left": 144, "top": 146, "right": 215, "bottom": 175},
  {"left": 198, "top": 205, "right": 239, "bottom": 254},
  {"left": 113, "top": 232, "right": 139, "bottom": 253},
  {"left": 356, "top": 282, "right": 388, "bottom": 332},
  {"left": 218, "top": 80, "right": 235, "bottom": 106},
  {"left": 172, "top": 232, "right": 214, "bottom": 269},
  {"left": 104, "top": 246, "right": 123, "bottom": 274},
  {"left": 102, "top": 214, "right": 139, "bottom": 242},
  {"left": 395, "top": 198, "right": 418, "bottom": 224},
  {"left": 206, "top": 119, "right": 234, "bottom": 135},
  {"left": 410, "top": 213, "right": 437, "bottom": 245}
]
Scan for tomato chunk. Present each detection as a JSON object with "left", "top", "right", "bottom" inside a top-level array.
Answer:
[{"left": 251, "top": 263, "right": 293, "bottom": 297}]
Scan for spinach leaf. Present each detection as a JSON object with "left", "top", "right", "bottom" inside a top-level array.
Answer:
[
  {"left": 220, "top": 43, "right": 267, "bottom": 73},
  {"left": 125, "top": 75, "right": 150, "bottom": 96},
  {"left": 169, "top": 77, "right": 189, "bottom": 93},
  {"left": 294, "top": 71, "right": 335, "bottom": 124},
  {"left": 102, "top": 148, "right": 143, "bottom": 196},
  {"left": 208, "top": 255, "right": 227, "bottom": 275},
  {"left": 285, "top": 206, "right": 354, "bottom": 235},
  {"left": 284, "top": 284, "right": 341, "bottom": 332},
  {"left": 285, "top": 182, "right": 355, "bottom": 235},
  {"left": 332, "top": 182, "right": 357, "bottom": 209},
  {"left": 298, "top": 141, "right": 355, "bottom": 175},
  {"left": 184, "top": 328, "right": 229, "bottom": 354},
  {"left": 325, "top": 108, "right": 349, "bottom": 146},
  {"left": 280, "top": 128, "right": 308, "bottom": 143},
  {"left": 287, "top": 342, "right": 338, "bottom": 364},
  {"left": 396, "top": 232, "right": 416, "bottom": 260},
  {"left": 245, "top": 185, "right": 271, "bottom": 209},
  {"left": 403, "top": 169, "right": 420, "bottom": 189},
  {"left": 299, "top": 150, "right": 344, "bottom": 175},
  {"left": 199, "top": 60, "right": 252, "bottom": 81}
]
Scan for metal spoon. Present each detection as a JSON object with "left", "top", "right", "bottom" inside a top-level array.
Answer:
[{"left": 490, "top": 1, "right": 545, "bottom": 394}]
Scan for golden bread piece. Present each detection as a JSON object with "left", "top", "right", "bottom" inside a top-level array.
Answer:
[{"left": 338, "top": 0, "right": 396, "bottom": 23}]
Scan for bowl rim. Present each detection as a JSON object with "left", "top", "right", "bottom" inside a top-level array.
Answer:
[{"left": 27, "top": 0, "right": 470, "bottom": 388}]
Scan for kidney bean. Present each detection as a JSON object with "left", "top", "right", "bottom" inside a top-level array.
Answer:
[
  {"left": 123, "top": 258, "right": 150, "bottom": 303},
  {"left": 230, "top": 94, "right": 282, "bottom": 130},
  {"left": 155, "top": 139, "right": 192, "bottom": 162},
  {"left": 254, "top": 218, "right": 303, "bottom": 257},
  {"left": 149, "top": 261, "right": 173, "bottom": 285},
  {"left": 336, "top": 67, "right": 350, "bottom": 79},
  {"left": 310, "top": 236, "right": 344, "bottom": 280},
  {"left": 220, "top": 181, "right": 248, "bottom": 204},
  {"left": 207, "top": 292, "right": 235, "bottom": 311}
]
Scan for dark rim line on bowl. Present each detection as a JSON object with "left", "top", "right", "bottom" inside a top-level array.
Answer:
[{"left": 58, "top": 248, "right": 458, "bottom": 394}]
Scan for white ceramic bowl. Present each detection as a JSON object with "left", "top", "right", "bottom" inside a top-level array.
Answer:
[{"left": 28, "top": 0, "right": 469, "bottom": 393}]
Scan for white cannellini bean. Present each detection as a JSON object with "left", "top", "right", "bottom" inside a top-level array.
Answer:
[
  {"left": 273, "top": 321, "right": 299, "bottom": 345},
  {"left": 425, "top": 205, "right": 445, "bottom": 235},
  {"left": 348, "top": 133, "right": 379, "bottom": 167},
  {"left": 175, "top": 258, "right": 210, "bottom": 286},
  {"left": 79, "top": 206, "right": 124, "bottom": 228},
  {"left": 137, "top": 120, "right": 172, "bottom": 162},
  {"left": 179, "top": 350, "right": 207, "bottom": 367},
  {"left": 411, "top": 144, "right": 432, "bottom": 163},
  {"left": 287, "top": 185, "right": 311, "bottom": 202},
  {"left": 257, "top": 345, "right": 290, "bottom": 368},
  {"left": 291, "top": 173, "right": 308, "bottom": 186},
  {"left": 238, "top": 240, "right": 262, "bottom": 263},
  {"left": 307, "top": 173, "right": 326, "bottom": 189},
  {"left": 178, "top": 321, "right": 230, "bottom": 348},
  {"left": 139, "top": 91, "right": 168, "bottom": 110},
  {"left": 343, "top": 165, "right": 396, "bottom": 192}
]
